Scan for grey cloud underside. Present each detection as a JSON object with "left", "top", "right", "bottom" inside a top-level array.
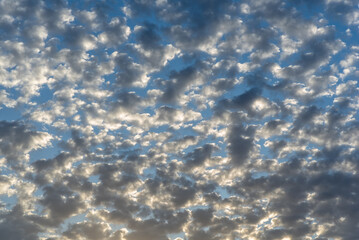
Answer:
[{"left": 0, "top": 0, "right": 359, "bottom": 239}]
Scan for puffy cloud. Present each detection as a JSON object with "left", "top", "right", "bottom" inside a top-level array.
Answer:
[
  {"left": 113, "top": 52, "right": 149, "bottom": 87},
  {"left": 227, "top": 124, "right": 257, "bottom": 166},
  {"left": 160, "top": 63, "right": 207, "bottom": 104},
  {"left": 0, "top": 121, "right": 52, "bottom": 167},
  {"left": 216, "top": 88, "right": 280, "bottom": 119},
  {"left": 0, "top": 205, "right": 42, "bottom": 240},
  {"left": 63, "top": 221, "right": 125, "bottom": 240},
  {"left": 98, "top": 17, "right": 131, "bottom": 47}
]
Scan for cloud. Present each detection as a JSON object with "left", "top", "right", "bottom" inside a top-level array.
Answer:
[
  {"left": 184, "top": 143, "right": 218, "bottom": 169},
  {"left": 0, "top": 121, "right": 52, "bottom": 168},
  {"left": 0, "top": 205, "right": 42, "bottom": 240},
  {"left": 63, "top": 221, "right": 125, "bottom": 240},
  {"left": 161, "top": 63, "right": 206, "bottom": 104},
  {"left": 0, "top": 0, "right": 358, "bottom": 239},
  {"left": 226, "top": 124, "right": 257, "bottom": 166},
  {"left": 38, "top": 183, "right": 85, "bottom": 226}
]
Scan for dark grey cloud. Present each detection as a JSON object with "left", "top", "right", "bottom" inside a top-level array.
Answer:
[
  {"left": 168, "top": 184, "right": 196, "bottom": 207},
  {"left": 0, "top": 121, "right": 52, "bottom": 168},
  {"left": 161, "top": 64, "right": 202, "bottom": 104},
  {"left": 216, "top": 87, "right": 280, "bottom": 118},
  {"left": 113, "top": 53, "right": 148, "bottom": 87},
  {"left": 325, "top": 0, "right": 359, "bottom": 25},
  {"left": 184, "top": 143, "right": 218, "bottom": 169},
  {"left": 191, "top": 207, "right": 214, "bottom": 226},
  {"left": 38, "top": 183, "right": 85, "bottom": 226},
  {"left": 0, "top": 205, "right": 41, "bottom": 240},
  {"left": 227, "top": 124, "right": 256, "bottom": 166},
  {"left": 63, "top": 221, "right": 123, "bottom": 240},
  {"left": 125, "top": 210, "right": 189, "bottom": 240},
  {"left": 126, "top": 0, "right": 233, "bottom": 51}
]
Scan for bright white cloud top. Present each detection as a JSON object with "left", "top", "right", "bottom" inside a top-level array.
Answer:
[{"left": 0, "top": 0, "right": 359, "bottom": 239}]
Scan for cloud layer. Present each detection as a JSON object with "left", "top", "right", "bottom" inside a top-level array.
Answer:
[{"left": 0, "top": 0, "right": 359, "bottom": 239}]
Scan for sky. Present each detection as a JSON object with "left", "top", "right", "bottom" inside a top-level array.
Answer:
[{"left": 0, "top": 0, "right": 359, "bottom": 239}]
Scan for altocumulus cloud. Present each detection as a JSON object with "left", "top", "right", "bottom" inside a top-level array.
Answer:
[{"left": 0, "top": 0, "right": 359, "bottom": 239}]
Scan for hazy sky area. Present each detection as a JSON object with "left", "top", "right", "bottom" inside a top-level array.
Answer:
[{"left": 1, "top": 0, "right": 359, "bottom": 239}]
